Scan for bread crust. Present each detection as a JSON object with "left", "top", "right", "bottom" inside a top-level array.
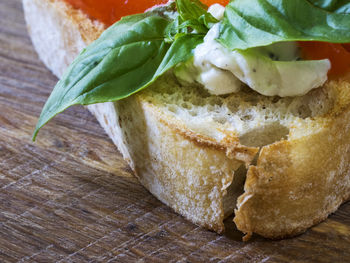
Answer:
[
  {"left": 23, "top": 0, "right": 350, "bottom": 239},
  {"left": 235, "top": 80, "right": 350, "bottom": 239}
]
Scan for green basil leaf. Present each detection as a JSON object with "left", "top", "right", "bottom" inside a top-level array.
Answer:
[
  {"left": 310, "top": 0, "right": 350, "bottom": 13},
  {"left": 177, "top": 19, "right": 208, "bottom": 34},
  {"left": 310, "top": 0, "right": 339, "bottom": 10},
  {"left": 198, "top": 13, "right": 219, "bottom": 29},
  {"left": 165, "top": 0, "right": 217, "bottom": 43},
  {"left": 33, "top": 10, "right": 199, "bottom": 140},
  {"left": 335, "top": 3, "right": 350, "bottom": 14},
  {"left": 175, "top": 0, "right": 218, "bottom": 33},
  {"left": 165, "top": 16, "right": 184, "bottom": 42},
  {"left": 218, "top": 0, "right": 350, "bottom": 51},
  {"left": 176, "top": 0, "right": 208, "bottom": 21},
  {"left": 155, "top": 34, "right": 203, "bottom": 77}
]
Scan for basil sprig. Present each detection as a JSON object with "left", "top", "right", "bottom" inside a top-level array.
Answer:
[
  {"left": 34, "top": 0, "right": 350, "bottom": 139},
  {"left": 218, "top": 0, "right": 350, "bottom": 51},
  {"left": 33, "top": 0, "right": 208, "bottom": 140}
]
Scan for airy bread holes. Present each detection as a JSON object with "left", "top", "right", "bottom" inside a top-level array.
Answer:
[{"left": 239, "top": 122, "right": 289, "bottom": 147}]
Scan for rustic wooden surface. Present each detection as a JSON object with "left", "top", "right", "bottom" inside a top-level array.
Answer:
[{"left": 1, "top": 0, "right": 350, "bottom": 262}]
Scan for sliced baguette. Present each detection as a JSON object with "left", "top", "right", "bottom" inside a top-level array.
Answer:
[{"left": 23, "top": 0, "right": 350, "bottom": 239}]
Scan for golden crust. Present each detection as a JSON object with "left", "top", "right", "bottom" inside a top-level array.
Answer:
[
  {"left": 235, "top": 81, "right": 350, "bottom": 239},
  {"left": 50, "top": 0, "right": 105, "bottom": 42}
]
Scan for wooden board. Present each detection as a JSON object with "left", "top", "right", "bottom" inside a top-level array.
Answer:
[{"left": 0, "top": 0, "right": 350, "bottom": 262}]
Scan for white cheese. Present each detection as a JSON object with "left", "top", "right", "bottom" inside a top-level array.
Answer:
[
  {"left": 192, "top": 23, "right": 331, "bottom": 97},
  {"left": 208, "top": 4, "right": 225, "bottom": 20}
]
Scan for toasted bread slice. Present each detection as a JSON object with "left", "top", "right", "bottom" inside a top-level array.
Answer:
[{"left": 23, "top": 0, "right": 350, "bottom": 239}]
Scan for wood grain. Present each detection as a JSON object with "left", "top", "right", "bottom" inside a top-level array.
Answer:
[{"left": 0, "top": 0, "right": 349, "bottom": 262}]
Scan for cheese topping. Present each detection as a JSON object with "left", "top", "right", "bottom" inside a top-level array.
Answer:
[{"left": 176, "top": 4, "right": 331, "bottom": 97}]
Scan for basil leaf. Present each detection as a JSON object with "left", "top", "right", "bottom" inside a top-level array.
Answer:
[
  {"left": 177, "top": 19, "right": 209, "bottom": 34},
  {"left": 155, "top": 34, "right": 203, "bottom": 77},
  {"left": 310, "top": 0, "right": 350, "bottom": 13},
  {"left": 335, "top": 3, "right": 350, "bottom": 14},
  {"left": 175, "top": 0, "right": 218, "bottom": 34},
  {"left": 33, "top": 10, "right": 201, "bottom": 140},
  {"left": 218, "top": 0, "right": 350, "bottom": 51},
  {"left": 310, "top": 0, "right": 339, "bottom": 10},
  {"left": 176, "top": 0, "right": 208, "bottom": 21},
  {"left": 198, "top": 13, "right": 219, "bottom": 29}
]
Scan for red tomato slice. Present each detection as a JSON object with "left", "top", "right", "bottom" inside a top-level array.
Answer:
[
  {"left": 201, "top": 0, "right": 229, "bottom": 6},
  {"left": 64, "top": 0, "right": 229, "bottom": 26},
  {"left": 298, "top": 41, "right": 350, "bottom": 78},
  {"left": 65, "top": 0, "right": 169, "bottom": 26}
]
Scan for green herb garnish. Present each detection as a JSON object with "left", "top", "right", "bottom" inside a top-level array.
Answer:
[{"left": 218, "top": 0, "right": 350, "bottom": 51}]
